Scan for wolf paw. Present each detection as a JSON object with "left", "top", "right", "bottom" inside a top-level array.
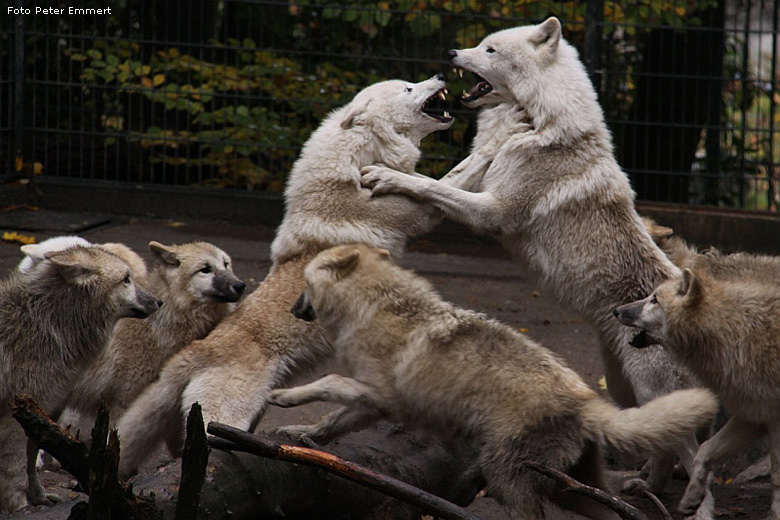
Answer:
[
  {"left": 621, "top": 476, "right": 650, "bottom": 495},
  {"left": 274, "top": 424, "right": 317, "bottom": 440},
  {"left": 267, "top": 389, "right": 298, "bottom": 408},
  {"left": 679, "top": 486, "right": 706, "bottom": 516},
  {"left": 360, "top": 165, "right": 406, "bottom": 196},
  {"left": 27, "top": 490, "right": 63, "bottom": 507}
]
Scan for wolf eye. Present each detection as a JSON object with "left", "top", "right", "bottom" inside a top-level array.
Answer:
[
  {"left": 200, "top": 265, "right": 212, "bottom": 274},
  {"left": 486, "top": 46, "right": 496, "bottom": 53},
  {"left": 224, "top": 260, "right": 230, "bottom": 269},
  {"left": 650, "top": 294, "right": 658, "bottom": 304},
  {"left": 123, "top": 275, "right": 131, "bottom": 285},
  {"left": 404, "top": 86, "right": 413, "bottom": 92}
]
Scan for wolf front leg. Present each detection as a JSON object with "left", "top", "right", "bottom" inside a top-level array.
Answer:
[
  {"left": 275, "top": 405, "right": 383, "bottom": 444},
  {"left": 268, "top": 374, "right": 384, "bottom": 409}
]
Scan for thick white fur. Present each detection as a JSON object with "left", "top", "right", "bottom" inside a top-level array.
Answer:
[
  {"left": 115, "top": 76, "right": 453, "bottom": 475},
  {"left": 361, "top": 18, "right": 703, "bottom": 501}
]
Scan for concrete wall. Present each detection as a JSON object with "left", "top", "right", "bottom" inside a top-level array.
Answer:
[{"left": 5, "top": 178, "right": 780, "bottom": 255}]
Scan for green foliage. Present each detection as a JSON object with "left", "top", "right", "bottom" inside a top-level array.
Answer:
[{"left": 67, "top": 38, "right": 375, "bottom": 189}]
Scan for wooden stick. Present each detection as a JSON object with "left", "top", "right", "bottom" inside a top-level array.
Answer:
[
  {"left": 523, "top": 460, "right": 650, "bottom": 520},
  {"left": 207, "top": 422, "right": 484, "bottom": 520}
]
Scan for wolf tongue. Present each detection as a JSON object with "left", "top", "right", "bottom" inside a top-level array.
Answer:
[{"left": 466, "top": 81, "right": 491, "bottom": 99}]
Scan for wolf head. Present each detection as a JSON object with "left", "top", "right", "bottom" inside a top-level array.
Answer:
[
  {"left": 292, "top": 243, "right": 392, "bottom": 326},
  {"left": 148, "top": 241, "right": 246, "bottom": 308},
  {"left": 449, "top": 17, "right": 601, "bottom": 137},
  {"left": 613, "top": 268, "right": 703, "bottom": 348},
  {"left": 339, "top": 74, "right": 454, "bottom": 144},
  {"left": 44, "top": 246, "right": 161, "bottom": 319},
  {"left": 18, "top": 235, "right": 92, "bottom": 272}
]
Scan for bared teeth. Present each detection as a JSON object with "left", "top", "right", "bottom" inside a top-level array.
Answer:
[
  {"left": 443, "top": 111, "right": 451, "bottom": 119},
  {"left": 453, "top": 67, "right": 464, "bottom": 78},
  {"left": 462, "top": 89, "right": 469, "bottom": 98},
  {"left": 438, "top": 91, "right": 446, "bottom": 101}
]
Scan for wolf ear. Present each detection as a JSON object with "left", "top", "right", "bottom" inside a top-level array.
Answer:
[
  {"left": 531, "top": 17, "right": 561, "bottom": 53},
  {"left": 20, "top": 243, "right": 44, "bottom": 260},
  {"left": 45, "top": 249, "right": 97, "bottom": 285},
  {"left": 374, "top": 248, "right": 391, "bottom": 260},
  {"left": 340, "top": 99, "right": 372, "bottom": 129},
  {"left": 324, "top": 248, "right": 361, "bottom": 278},
  {"left": 149, "top": 241, "right": 181, "bottom": 267},
  {"left": 678, "top": 268, "right": 702, "bottom": 307}
]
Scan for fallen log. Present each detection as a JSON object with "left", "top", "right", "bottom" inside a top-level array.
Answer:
[
  {"left": 207, "top": 422, "right": 483, "bottom": 520},
  {"left": 10, "top": 420, "right": 485, "bottom": 520}
]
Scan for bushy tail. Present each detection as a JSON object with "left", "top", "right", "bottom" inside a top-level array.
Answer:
[{"left": 582, "top": 388, "right": 718, "bottom": 455}]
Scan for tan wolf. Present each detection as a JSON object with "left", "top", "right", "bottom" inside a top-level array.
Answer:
[
  {"left": 361, "top": 17, "right": 702, "bottom": 495},
  {"left": 115, "top": 76, "right": 454, "bottom": 475},
  {"left": 269, "top": 243, "right": 718, "bottom": 520},
  {"left": 62, "top": 241, "right": 245, "bottom": 428},
  {"left": 0, "top": 246, "right": 159, "bottom": 512},
  {"left": 614, "top": 252, "right": 780, "bottom": 520}
]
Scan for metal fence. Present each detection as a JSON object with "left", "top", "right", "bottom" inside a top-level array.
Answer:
[{"left": 2, "top": 0, "right": 779, "bottom": 211}]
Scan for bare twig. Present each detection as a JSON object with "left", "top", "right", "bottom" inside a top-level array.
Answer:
[
  {"left": 642, "top": 490, "right": 673, "bottom": 520},
  {"left": 523, "top": 460, "right": 650, "bottom": 520},
  {"left": 207, "top": 422, "right": 484, "bottom": 520}
]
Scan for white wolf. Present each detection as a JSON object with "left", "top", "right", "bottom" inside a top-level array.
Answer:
[
  {"left": 0, "top": 246, "right": 159, "bottom": 512},
  {"left": 115, "top": 76, "right": 454, "bottom": 475},
  {"left": 361, "top": 17, "right": 700, "bottom": 496},
  {"left": 270, "top": 243, "right": 718, "bottom": 520},
  {"left": 614, "top": 252, "right": 780, "bottom": 519}
]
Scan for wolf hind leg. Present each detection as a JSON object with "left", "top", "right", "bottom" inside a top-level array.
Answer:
[{"left": 680, "top": 416, "right": 765, "bottom": 516}]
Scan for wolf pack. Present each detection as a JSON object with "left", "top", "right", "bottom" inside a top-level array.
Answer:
[{"left": 2, "top": 17, "right": 779, "bottom": 520}]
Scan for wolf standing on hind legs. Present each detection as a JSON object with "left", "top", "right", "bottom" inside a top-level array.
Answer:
[
  {"left": 0, "top": 246, "right": 159, "bottom": 513},
  {"left": 361, "top": 16, "right": 707, "bottom": 508},
  {"left": 115, "top": 75, "right": 455, "bottom": 476}
]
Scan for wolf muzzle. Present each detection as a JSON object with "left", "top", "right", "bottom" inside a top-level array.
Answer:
[
  {"left": 612, "top": 306, "right": 654, "bottom": 349},
  {"left": 291, "top": 293, "right": 316, "bottom": 322}
]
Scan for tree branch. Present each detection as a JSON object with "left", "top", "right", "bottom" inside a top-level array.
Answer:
[{"left": 523, "top": 460, "right": 650, "bottom": 520}]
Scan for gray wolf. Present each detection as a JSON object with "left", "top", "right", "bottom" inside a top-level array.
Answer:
[
  {"left": 62, "top": 240, "right": 244, "bottom": 429},
  {"left": 115, "top": 76, "right": 453, "bottom": 475},
  {"left": 269, "top": 243, "right": 719, "bottom": 520},
  {"left": 614, "top": 252, "right": 780, "bottom": 519},
  {"left": 0, "top": 246, "right": 159, "bottom": 512},
  {"left": 361, "top": 17, "right": 699, "bottom": 494}
]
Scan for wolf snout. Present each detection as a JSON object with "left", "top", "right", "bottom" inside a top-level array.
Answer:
[
  {"left": 291, "top": 293, "right": 316, "bottom": 322},
  {"left": 133, "top": 294, "right": 163, "bottom": 319},
  {"left": 447, "top": 49, "right": 458, "bottom": 60},
  {"left": 213, "top": 274, "right": 246, "bottom": 302}
]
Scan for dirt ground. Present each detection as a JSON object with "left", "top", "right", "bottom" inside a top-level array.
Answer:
[{"left": 0, "top": 212, "right": 771, "bottom": 519}]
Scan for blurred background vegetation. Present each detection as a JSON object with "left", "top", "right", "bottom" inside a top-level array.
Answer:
[{"left": 2, "top": 0, "right": 778, "bottom": 210}]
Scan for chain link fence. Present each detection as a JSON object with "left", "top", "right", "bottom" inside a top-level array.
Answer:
[{"left": 2, "top": 0, "right": 778, "bottom": 210}]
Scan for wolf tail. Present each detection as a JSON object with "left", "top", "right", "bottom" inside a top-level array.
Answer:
[{"left": 582, "top": 388, "right": 718, "bottom": 455}]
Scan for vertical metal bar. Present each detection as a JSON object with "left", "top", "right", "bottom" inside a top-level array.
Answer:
[
  {"left": 584, "top": 0, "right": 603, "bottom": 96},
  {"left": 13, "top": 0, "right": 25, "bottom": 174},
  {"left": 738, "top": 0, "right": 752, "bottom": 207},
  {"left": 705, "top": 5, "right": 725, "bottom": 198},
  {"left": 768, "top": 0, "right": 778, "bottom": 210}
]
